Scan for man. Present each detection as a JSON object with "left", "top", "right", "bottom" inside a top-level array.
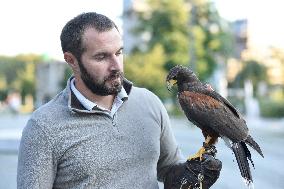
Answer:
[{"left": 17, "top": 12, "right": 221, "bottom": 189}]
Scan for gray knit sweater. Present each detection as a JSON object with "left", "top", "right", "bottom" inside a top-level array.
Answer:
[{"left": 17, "top": 78, "right": 182, "bottom": 189}]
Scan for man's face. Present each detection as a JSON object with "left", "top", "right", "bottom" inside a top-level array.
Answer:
[{"left": 78, "top": 27, "right": 124, "bottom": 96}]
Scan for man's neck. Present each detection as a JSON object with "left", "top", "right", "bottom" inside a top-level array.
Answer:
[{"left": 74, "top": 78, "right": 115, "bottom": 110}]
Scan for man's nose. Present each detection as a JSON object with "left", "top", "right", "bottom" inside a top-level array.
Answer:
[{"left": 110, "top": 55, "right": 121, "bottom": 70}]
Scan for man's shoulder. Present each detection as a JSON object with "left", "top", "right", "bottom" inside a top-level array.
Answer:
[
  {"left": 130, "top": 86, "right": 158, "bottom": 99},
  {"left": 30, "top": 90, "right": 69, "bottom": 127},
  {"left": 129, "top": 86, "right": 164, "bottom": 108}
]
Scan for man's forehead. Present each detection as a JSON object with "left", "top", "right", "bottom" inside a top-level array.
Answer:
[
  {"left": 82, "top": 28, "right": 122, "bottom": 53},
  {"left": 83, "top": 27, "right": 120, "bottom": 38}
]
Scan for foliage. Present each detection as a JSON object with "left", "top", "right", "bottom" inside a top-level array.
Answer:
[
  {"left": 125, "top": 45, "right": 169, "bottom": 100},
  {"left": 125, "top": 0, "right": 233, "bottom": 101},
  {"left": 227, "top": 95, "right": 245, "bottom": 114},
  {"left": 0, "top": 56, "right": 25, "bottom": 91},
  {"left": 133, "top": 0, "right": 190, "bottom": 70},
  {"left": 270, "top": 47, "right": 284, "bottom": 63},
  {"left": 0, "top": 54, "right": 45, "bottom": 101},
  {"left": 16, "top": 62, "right": 36, "bottom": 103},
  {"left": 187, "top": 0, "right": 233, "bottom": 80},
  {"left": 259, "top": 98, "right": 284, "bottom": 118},
  {"left": 60, "top": 66, "right": 73, "bottom": 89},
  {"left": 232, "top": 59, "right": 267, "bottom": 95},
  {"left": 258, "top": 80, "right": 284, "bottom": 118}
]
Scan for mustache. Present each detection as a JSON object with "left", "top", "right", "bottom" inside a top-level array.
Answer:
[{"left": 105, "top": 71, "right": 124, "bottom": 81}]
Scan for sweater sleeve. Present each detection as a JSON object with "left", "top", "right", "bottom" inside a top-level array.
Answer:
[
  {"left": 156, "top": 99, "right": 184, "bottom": 182},
  {"left": 17, "top": 118, "right": 56, "bottom": 189}
]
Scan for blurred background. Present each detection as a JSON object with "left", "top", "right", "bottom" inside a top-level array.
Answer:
[{"left": 0, "top": 0, "right": 284, "bottom": 188}]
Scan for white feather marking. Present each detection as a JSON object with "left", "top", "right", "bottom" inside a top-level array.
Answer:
[
  {"left": 221, "top": 136, "right": 233, "bottom": 149},
  {"left": 243, "top": 178, "right": 254, "bottom": 189}
]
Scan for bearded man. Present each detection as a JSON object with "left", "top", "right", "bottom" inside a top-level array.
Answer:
[{"left": 17, "top": 12, "right": 221, "bottom": 189}]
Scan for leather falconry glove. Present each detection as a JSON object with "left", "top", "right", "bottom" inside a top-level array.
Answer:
[{"left": 164, "top": 145, "right": 222, "bottom": 189}]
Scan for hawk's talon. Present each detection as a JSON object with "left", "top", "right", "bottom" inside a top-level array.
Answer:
[
  {"left": 203, "top": 144, "right": 217, "bottom": 157},
  {"left": 188, "top": 147, "right": 206, "bottom": 161}
]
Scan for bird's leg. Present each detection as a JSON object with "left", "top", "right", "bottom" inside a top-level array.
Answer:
[
  {"left": 188, "top": 136, "right": 213, "bottom": 161},
  {"left": 188, "top": 147, "right": 206, "bottom": 161}
]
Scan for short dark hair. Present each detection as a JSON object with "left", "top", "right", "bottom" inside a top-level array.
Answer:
[{"left": 60, "top": 12, "right": 118, "bottom": 61}]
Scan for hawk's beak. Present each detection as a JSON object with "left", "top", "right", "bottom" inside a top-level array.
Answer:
[{"left": 167, "top": 79, "right": 177, "bottom": 91}]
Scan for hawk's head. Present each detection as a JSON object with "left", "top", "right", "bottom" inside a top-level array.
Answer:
[{"left": 166, "top": 65, "right": 198, "bottom": 90}]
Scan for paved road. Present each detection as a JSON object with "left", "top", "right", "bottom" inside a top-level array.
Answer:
[
  {"left": 169, "top": 117, "right": 284, "bottom": 189},
  {"left": 0, "top": 114, "right": 284, "bottom": 189}
]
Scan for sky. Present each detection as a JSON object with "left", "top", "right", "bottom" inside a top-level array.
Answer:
[
  {"left": 1, "top": 0, "right": 284, "bottom": 61},
  {"left": 213, "top": 0, "right": 284, "bottom": 50},
  {"left": 0, "top": 0, "right": 123, "bottom": 60}
]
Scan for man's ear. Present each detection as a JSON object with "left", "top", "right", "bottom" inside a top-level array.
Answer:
[
  {"left": 64, "top": 52, "right": 77, "bottom": 69},
  {"left": 64, "top": 52, "right": 81, "bottom": 75}
]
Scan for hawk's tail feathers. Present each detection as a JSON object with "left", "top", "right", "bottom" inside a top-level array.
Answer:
[
  {"left": 245, "top": 135, "right": 264, "bottom": 158},
  {"left": 232, "top": 142, "right": 254, "bottom": 188}
]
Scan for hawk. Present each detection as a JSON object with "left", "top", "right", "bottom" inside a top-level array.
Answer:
[{"left": 166, "top": 65, "right": 264, "bottom": 187}]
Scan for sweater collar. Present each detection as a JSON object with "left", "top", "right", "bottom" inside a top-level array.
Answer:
[
  {"left": 66, "top": 76, "right": 133, "bottom": 113},
  {"left": 70, "top": 78, "right": 128, "bottom": 111}
]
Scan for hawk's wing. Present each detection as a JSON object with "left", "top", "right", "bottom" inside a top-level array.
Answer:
[
  {"left": 178, "top": 91, "right": 248, "bottom": 142},
  {"left": 204, "top": 89, "right": 243, "bottom": 120}
]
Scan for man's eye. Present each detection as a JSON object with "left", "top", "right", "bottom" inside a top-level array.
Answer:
[
  {"left": 116, "top": 50, "right": 123, "bottom": 56},
  {"left": 95, "top": 55, "right": 106, "bottom": 61}
]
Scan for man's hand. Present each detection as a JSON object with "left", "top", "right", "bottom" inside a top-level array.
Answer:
[{"left": 164, "top": 148, "right": 222, "bottom": 189}]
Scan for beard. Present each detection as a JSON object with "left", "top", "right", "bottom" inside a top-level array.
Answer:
[{"left": 78, "top": 61, "right": 123, "bottom": 96}]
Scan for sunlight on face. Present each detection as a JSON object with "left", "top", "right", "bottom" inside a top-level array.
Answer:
[{"left": 78, "top": 28, "right": 124, "bottom": 96}]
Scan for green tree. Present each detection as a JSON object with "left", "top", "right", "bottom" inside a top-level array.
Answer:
[
  {"left": 233, "top": 60, "right": 267, "bottom": 96},
  {"left": 187, "top": 0, "right": 233, "bottom": 80},
  {"left": 0, "top": 54, "right": 45, "bottom": 102},
  {"left": 125, "top": 45, "right": 169, "bottom": 100},
  {"left": 0, "top": 56, "right": 25, "bottom": 91},
  {"left": 125, "top": 0, "right": 190, "bottom": 102},
  {"left": 270, "top": 47, "right": 284, "bottom": 63},
  {"left": 125, "top": 0, "right": 233, "bottom": 102},
  {"left": 14, "top": 62, "right": 36, "bottom": 103},
  {"left": 60, "top": 66, "right": 73, "bottom": 89},
  {"left": 133, "top": 0, "right": 190, "bottom": 71}
]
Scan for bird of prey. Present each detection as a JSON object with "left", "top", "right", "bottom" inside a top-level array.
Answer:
[{"left": 166, "top": 65, "right": 264, "bottom": 188}]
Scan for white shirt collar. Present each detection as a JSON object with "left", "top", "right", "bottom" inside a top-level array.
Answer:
[{"left": 70, "top": 78, "right": 128, "bottom": 115}]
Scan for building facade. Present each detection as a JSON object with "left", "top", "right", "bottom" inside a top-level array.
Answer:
[{"left": 35, "top": 62, "right": 67, "bottom": 108}]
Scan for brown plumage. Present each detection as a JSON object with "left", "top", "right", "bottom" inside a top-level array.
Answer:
[{"left": 166, "top": 65, "right": 264, "bottom": 187}]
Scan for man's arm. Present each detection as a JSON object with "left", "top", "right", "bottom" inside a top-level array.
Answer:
[
  {"left": 17, "top": 119, "right": 56, "bottom": 189},
  {"left": 164, "top": 151, "right": 222, "bottom": 189},
  {"left": 156, "top": 98, "right": 184, "bottom": 181},
  {"left": 155, "top": 97, "right": 222, "bottom": 188}
]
